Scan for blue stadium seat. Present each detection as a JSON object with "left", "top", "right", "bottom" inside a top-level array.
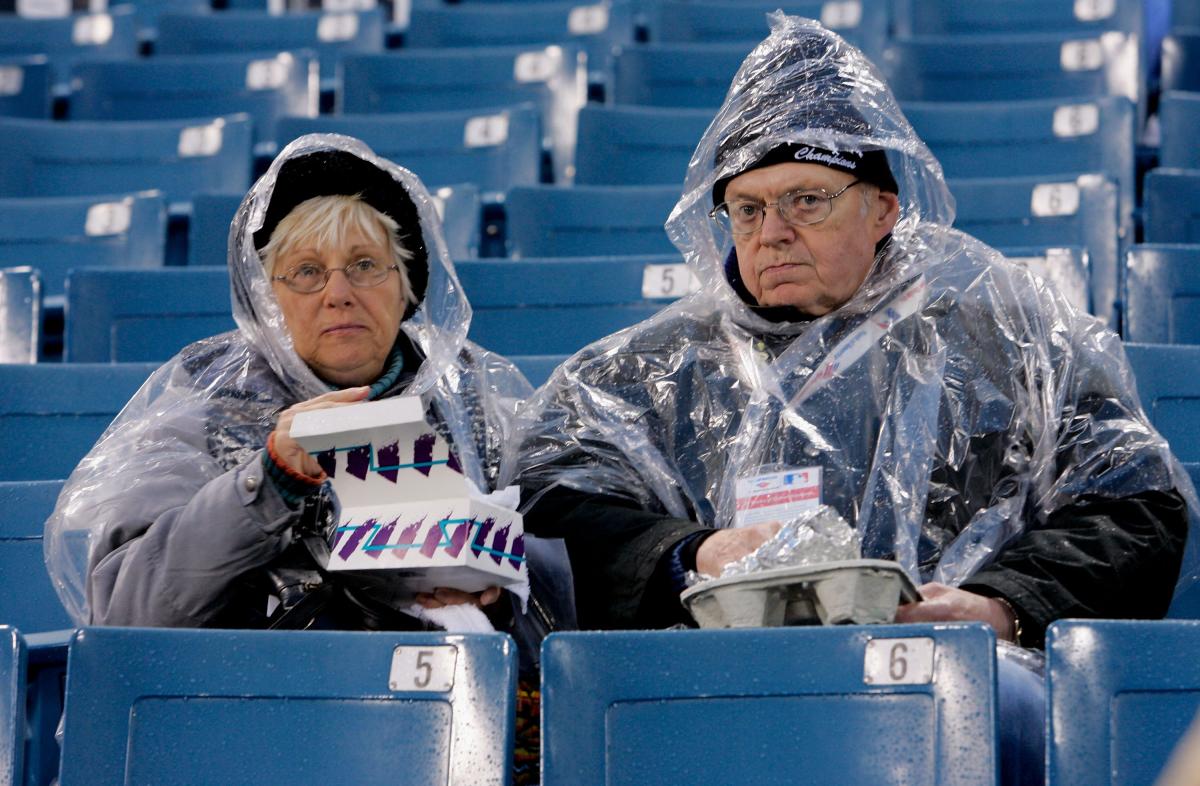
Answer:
[
  {"left": 0, "top": 56, "right": 51, "bottom": 119},
  {"left": 997, "top": 245, "right": 1092, "bottom": 314},
  {"left": 1125, "top": 244, "right": 1200, "bottom": 344},
  {"left": 0, "top": 115, "right": 254, "bottom": 210},
  {"left": 22, "top": 630, "right": 70, "bottom": 786},
  {"left": 156, "top": 9, "right": 385, "bottom": 90},
  {"left": 509, "top": 353, "right": 567, "bottom": 386},
  {"left": 340, "top": 46, "right": 580, "bottom": 182},
  {"left": 1162, "top": 29, "right": 1200, "bottom": 92},
  {"left": 1175, "top": 6, "right": 1200, "bottom": 28},
  {"left": 1158, "top": 91, "right": 1200, "bottom": 169},
  {"left": 574, "top": 103, "right": 709, "bottom": 186},
  {"left": 429, "top": 183, "right": 483, "bottom": 260},
  {"left": 188, "top": 192, "right": 244, "bottom": 267},
  {"left": 457, "top": 255, "right": 683, "bottom": 354},
  {"left": 65, "top": 268, "right": 233, "bottom": 362},
  {"left": 0, "top": 362, "right": 158, "bottom": 480},
  {"left": 0, "top": 626, "right": 26, "bottom": 786},
  {"left": 0, "top": 267, "right": 38, "bottom": 363},
  {"left": 883, "top": 32, "right": 1141, "bottom": 110},
  {"left": 1124, "top": 342, "right": 1200, "bottom": 462},
  {"left": 542, "top": 624, "right": 998, "bottom": 785},
  {"left": 110, "top": 0, "right": 212, "bottom": 48},
  {"left": 892, "top": 0, "right": 1143, "bottom": 39},
  {"left": 0, "top": 192, "right": 166, "bottom": 302},
  {"left": 1143, "top": 168, "right": 1200, "bottom": 243},
  {"left": 406, "top": 1, "right": 635, "bottom": 76},
  {"left": 0, "top": 8, "right": 138, "bottom": 85},
  {"left": 504, "top": 184, "right": 680, "bottom": 257},
  {"left": 68, "top": 52, "right": 318, "bottom": 157},
  {"left": 904, "top": 96, "right": 1136, "bottom": 233},
  {"left": 643, "top": 0, "right": 887, "bottom": 61},
  {"left": 950, "top": 174, "right": 1121, "bottom": 326},
  {"left": 58, "top": 627, "right": 516, "bottom": 786},
  {"left": 277, "top": 105, "right": 543, "bottom": 196},
  {"left": 610, "top": 41, "right": 751, "bottom": 108},
  {"left": 0, "top": 481, "right": 71, "bottom": 633},
  {"left": 1046, "top": 619, "right": 1200, "bottom": 786}
]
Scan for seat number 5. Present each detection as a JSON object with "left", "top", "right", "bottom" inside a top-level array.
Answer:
[
  {"left": 389, "top": 645, "right": 458, "bottom": 692},
  {"left": 863, "top": 637, "right": 935, "bottom": 685}
]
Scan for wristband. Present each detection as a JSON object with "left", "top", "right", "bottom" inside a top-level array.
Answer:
[
  {"left": 266, "top": 432, "right": 327, "bottom": 486},
  {"left": 992, "top": 596, "right": 1024, "bottom": 646}
]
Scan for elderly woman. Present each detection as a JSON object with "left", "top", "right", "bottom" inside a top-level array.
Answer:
[{"left": 44, "top": 135, "right": 574, "bottom": 658}]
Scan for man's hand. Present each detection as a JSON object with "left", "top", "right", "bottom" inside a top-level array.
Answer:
[
  {"left": 695, "top": 521, "right": 783, "bottom": 576},
  {"left": 415, "top": 586, "right": 503, "bottom": 610},
  {"left": 272, "top": 386, "right": 371, "bottom": 476},
  {"left": 894, "top": 582, "right": 1018, "bottom": 642}
]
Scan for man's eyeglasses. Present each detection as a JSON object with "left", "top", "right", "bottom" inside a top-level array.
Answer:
[
  {"left": 709, "top": 180, "right": 864, "bottom": 235},
  {"left": 272, "top": 258, "right": 399, "bottom": 294}
]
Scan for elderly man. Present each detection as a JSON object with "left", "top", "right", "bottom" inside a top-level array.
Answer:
[{"left": 510, "top": 15, "right": 1193, "bottom": 783}]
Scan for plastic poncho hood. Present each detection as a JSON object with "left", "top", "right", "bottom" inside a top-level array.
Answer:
[
  {"left": 509, "top": 16, "right": 1197, "bottom": 605},
  {"left": 45, "top": 134, "right": 533, "bottom": 625}
]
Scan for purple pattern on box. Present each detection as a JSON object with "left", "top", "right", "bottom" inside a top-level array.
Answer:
[
  {"left": 376, "top": 440, "right": 399, "bottom": 483},
  {"left": 391, "top": 518, "right": 424, "bottom": 561},
  {"left": 365, "top": 517, "right": 397, "bottom": 560},
  {"left": 315, "top": 449, "right": 336, "bottom": 478},
  {"left": 489, "top": 524, "right": 510, "bottom": 565},
  {"left": 446, "top": 449, "right": 462, "bottom": 474},
  {"left": 445, "top": 520, "right": 471, "bottom": 557},
  {"left": 471, "top": 517, "right": 496, "bottom": 557},
  {"left": 346, "top": 444, "right": 371, "bottom": 480},
  {"left": 413, "top": 434, "right": 435, "bottom": 477},
  {"left": 337, "top": 518, "right": 377, "bottom": 561},
  {"left": 509, "top": 535, "right": 525, "bottom": 570}
]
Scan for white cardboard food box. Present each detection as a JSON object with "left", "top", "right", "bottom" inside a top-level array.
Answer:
[{"left": 289, "top": 396, "right": 527, "bottom": 594}]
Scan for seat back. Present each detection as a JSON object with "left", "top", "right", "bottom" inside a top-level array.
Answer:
[
  {"left": 1143, "top": 168, "right": 1200, "bottom": 243},
  {"left": 0, "top": 626, "right": 26, "bottom": 786},
  {"left": 0, "top": 9, "right": 138, "bottom": 83},
  {"left": 504, "top": 184, "right": 680, "bottom": 258},
  {"left": 277, "top": 105, "right": 542, "bottom": 195},
  {"left": 0, "top": 115, "right": 254, "bottom": 208},
  {"left": 1124, "top": 245, "right": 1200, "bottom": 344},
  {"left": 68, "top": 52, "right": 318, "bottom": 154},
  {"left": 0, "top": 267, "right": 38, "bottom": 363},
  {"left": 892, "top": 0, "right": 1143, "bottom": 39},
  {"left": 998, "top": 245, "right": 1092, "bottom": 314},
  {"left": 156, "top": 9, "right": 385, "bottom": 85},
  {"left": 1158, "top": 91, "right": 1200, "bottom": 169},
  {"left": 1162, "top": 29, "right": 1200, "bottom": 92},
  {"left": 644, "top": 0, "right": 887, "bottom": 60},
  {"left": 0, "top": 481, "right": 72, "bottom": 633},
  {"left": 0, "top": 192, "right": 166, "bottom": 300},
  {"left": 610, "top": 41, "right": 751, "bottom": 107},
  {"left": 457, "top": 255, "right": 683, "bottom": 354},
  {"left": 0, "top": 57, "right": 51, "bottom": 119},
  {"left": 406, "top": 1, "right": 635, "bottom": 74},
  {"left": 188, "top": 192, "right": 244, "bottom": 267},
  {"left": 0, "top": 363, "right": 159, "bottom": 480},
  {"left": 1124, "top": 342, "right": 1200, "bottom": 462},
  {"left": 950, "top": 174, "right": 1121, "bottom": 326},
  {"left": 574, "top": 103, "right": 709, "bottom": 186},
  {"left": 542, "top": 624, "right": 998, "bottom": 786},
  {"left": 58, "top": 627, "right": 516, "bottom": 786},
  {"left": 1046, "top": 619, "right": 1200, "bottom": 786},
  {"left": 65, "top": 267, "right": 233, "bottom": 362},
  {"left": 904, "top": 96, "right": 1135, "bottom": 231},
  {"left": 884, "top": 32, "right": 1140, "bottom": 108},
  {"left": 509, "top": 353, "right": 568, "bottom": 387}
]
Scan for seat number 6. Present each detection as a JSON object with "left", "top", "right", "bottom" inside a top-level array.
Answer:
[{"left": 863, "top": 637, "right": 935, "bottom": 685}]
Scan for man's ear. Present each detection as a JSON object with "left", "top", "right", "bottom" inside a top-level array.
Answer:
[{"left": 872, "top": 190, "right": 901, "bottom": 242}]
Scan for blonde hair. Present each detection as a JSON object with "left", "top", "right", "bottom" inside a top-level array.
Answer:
[{"left": 260, "top": 193, "right": 418, "bottom": 307}]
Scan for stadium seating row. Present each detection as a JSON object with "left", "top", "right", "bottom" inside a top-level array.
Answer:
[{"left": 3, "top": 619, "right": 1200, "bottom": 785}]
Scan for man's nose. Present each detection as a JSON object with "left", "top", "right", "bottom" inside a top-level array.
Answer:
[{"left": 758, "top": 203, "right": 795, "bottom": 244}]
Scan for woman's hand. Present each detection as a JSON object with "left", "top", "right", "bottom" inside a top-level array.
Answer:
[
  {"left": 272, "top": 386, "right": 371, "bottom": 476},
  {"left": 694, "top": 521, "right": 783, "bottom": 576},
  {"left": 894, "top": 582, "right": 1019, "bottom": 642},
  {"left": 415, "top": 586, "right": 503, "bottom": 609}
]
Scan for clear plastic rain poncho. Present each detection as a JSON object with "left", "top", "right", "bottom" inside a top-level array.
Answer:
[
  {"left": 45, "top": 135, "right": 566, "bottom": 636},
  {"left": 509, "top": 15, "right": 1197, "bottom": 630}
]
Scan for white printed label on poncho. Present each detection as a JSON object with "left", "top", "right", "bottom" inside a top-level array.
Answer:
[{"left": 735, "top": 467, "right": 821, "bottom": 526}]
